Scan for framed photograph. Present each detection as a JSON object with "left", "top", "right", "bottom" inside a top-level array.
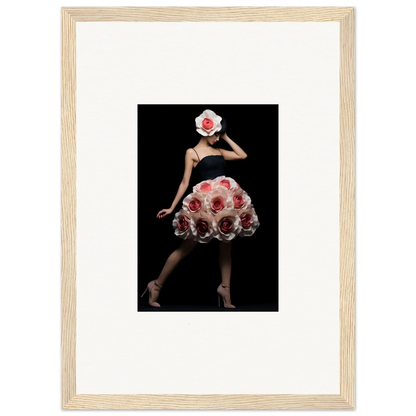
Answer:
[{"left": 62, "top": 6, "right": 355, "bottom": 409}]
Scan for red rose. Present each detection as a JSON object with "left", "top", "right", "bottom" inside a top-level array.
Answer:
[
  {"left": 212, "top": 196, "right": 225, "bottom": 212},
  {"left": 178, "top": 216, "right": 190, "bottom": 230},
  {"left": 202, "top": 118, "right": 214, "bottom": 130},
  {"left": 196, "top": 219, "right": 208, "bottom": 235},
  {"left": 189, "top": 198, "right": 201, "bottom": 212},
  {"left": 213, "top": 209, "right": 242, "bottom": 242},
  {"left": 241, "top": 213, "right": 252, "bottom": 228},
  {"left": 231, "top": 188, "right": 251, "bottom": 212},
  {"left": 190, "top": 211, "right": 215, "bottom": 243},
  {"left": 173, "top": 209, "right": 194, "bottom": 239},
  {"left": 233, "top": 194, "right": 244, "bottom": 208},
  {"left": 220, "top": 218, "right": 233, "bottom": 233}
]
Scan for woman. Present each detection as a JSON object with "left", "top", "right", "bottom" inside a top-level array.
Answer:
[{"left": 141, "top": 109, "right": 260, "bottom": 309}]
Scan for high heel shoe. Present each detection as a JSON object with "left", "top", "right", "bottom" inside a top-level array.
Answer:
[
  {"left": 217, "top": 284, "right": 236, "bottom": 309},
  {"left": 141, "top": 280, "right": 163, "bottom": 307}
]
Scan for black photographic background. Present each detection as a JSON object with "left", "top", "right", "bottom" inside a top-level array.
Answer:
[{"left": 138, "top": 104, "right": 278, "bottom": 311}]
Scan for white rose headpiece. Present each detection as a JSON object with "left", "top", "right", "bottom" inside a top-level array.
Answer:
[{"left": 195, "top": 109, "right": 222, "bottom": 136}]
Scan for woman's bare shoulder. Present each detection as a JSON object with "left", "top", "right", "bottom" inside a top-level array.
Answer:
[
  {"left": 186, "top": 147, "right": 197, "bottom": 156},
  {"left": 186, "top": 148, "right": 199, "bottom": 162}
]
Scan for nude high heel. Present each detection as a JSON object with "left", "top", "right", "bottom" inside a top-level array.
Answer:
[
  {"left": 141, "top": 280, "right": 163, "bottom": 307},
  {"left": 217, "top": 284, "right": 236, "bottom": 309}
]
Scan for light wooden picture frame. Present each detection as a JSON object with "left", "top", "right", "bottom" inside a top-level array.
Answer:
[{"left": 61, "top": 6, "right": 355, "bottom": 410}]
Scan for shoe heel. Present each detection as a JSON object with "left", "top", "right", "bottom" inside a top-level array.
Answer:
[
  {"left": 216, "top": 284, "right": 236, "bottom": 309},
  {"left": 140, "top": 286, "right": 148, "bottom": 298}
]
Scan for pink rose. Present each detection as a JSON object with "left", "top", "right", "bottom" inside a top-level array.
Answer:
[
  {"left": 212, "top": 196, "right": 225, "bottom": 212},
  {"left": 195, "top": 109, "right": 222, "bottom": 136},
  {"left": 190, "top": 211, "right": 216, "bottom": 243},
  {"left": 196, "top": 219, "right": 208, "bottom": 235},
  {"left": 237, "top": 206, "right": 260, "bottom": 237},
  {"left": 178, "top": 216, "right": 189, "bottom": 230},
  {"left": 202, "top": 118, "right": 214, "bottom": 130},
  {"left": 193, "top": 179, "right": 216, "bottom": 195},
  {"left": 212, "top": 209, "right": 242, "bottom": 242},
  {"left": 183, "top": 192, "right": 204, "bottom": 213},
  {"left": 231, "top": 188, "right": 251, "bottom": 211},
  {"left": 189, "top": 199, "right": 201, "bottom": 212},
  {"left": 172, "top": 209, "right": 193, "bottom": 240},
  {"left": 213, "top": 175, "right": 239, "bottom": 191},
  {"left": 219, "top": 217, "right": 233, "bottom": 233},
  {"left": 240, "top": 213, "right": 252, "bottom": 228},
  {"left": 219, "top": 179, "right": 231, "bottom": 189},
  {"left": 204, "top": 188, "right": 233, "bottom": 216},
  {"left": 200, "top": 182, "right": 212, "bottom": 192},
  {"left": 233, "top": 194, "right": 244, "bottom": 209}
]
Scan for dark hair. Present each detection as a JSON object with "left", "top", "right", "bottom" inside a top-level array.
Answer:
[{"left": 215, "top": 118, "right": 227, "bottom": 135}]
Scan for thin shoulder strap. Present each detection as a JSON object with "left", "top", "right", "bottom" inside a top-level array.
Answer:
[
  {"left": 218, "top": 148, "right": 222, "bottom": 155},
  {"left": 192, "top": 148, "right": 200, "bottom": 161}
]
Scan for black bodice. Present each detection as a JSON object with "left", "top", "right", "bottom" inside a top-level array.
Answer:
[{"left": 194, "top": 155, "right": 226, "bottom": 182}]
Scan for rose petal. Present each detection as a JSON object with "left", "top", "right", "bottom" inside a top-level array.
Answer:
[
  {"left": 172, "top": 209, "right": 193, "bottom": 239},
  {"left": 231, "top": 189, "right": 251, "bottom": 211},
  {"left": 202, "top": 109, "right": 216, "bottom": 119},
  {"left": 193, "top": 179, "right": 216, "bottom": 195},
  {"left": 237, "top": 206, "right": 260, "bottom": 237},
  {"left": 202, "top": 118, "right": 214, "bottom": 129},
  {"left": 215, "top": 176, "right": 239, "bottom": 191},
  {"left": 196, "top": 128, "right": 209, "bottom": 136},
  {"left": 200, "top": 182, "right": 212, "bottom": 192},
  {"left": 190, "top": 211, "right": 216, "bottom": 243}
]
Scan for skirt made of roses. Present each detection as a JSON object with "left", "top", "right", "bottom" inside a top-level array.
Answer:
[{"left": 172, "top": 175, "right": 260, "bottom": 243}]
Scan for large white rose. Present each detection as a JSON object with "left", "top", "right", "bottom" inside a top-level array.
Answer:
[
  {"left": 190, "top": 211, "right": 216, "bottom": 243},
  {"left": 213, "top": 209, "right": 242, "bottom": 242},
  {"left": 204, "top": 188, "right": 234, "bottom": 216},
  {"left": 195, "top": 109, "right": 222, "bottom": 136}
]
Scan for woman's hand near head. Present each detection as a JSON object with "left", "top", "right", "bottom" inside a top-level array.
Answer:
[
  {"left": 220, "top": 132, "right": 229, "bottom": 140},
  {"left": 156, "top": 207, "right": 173, "bottom": 219}
]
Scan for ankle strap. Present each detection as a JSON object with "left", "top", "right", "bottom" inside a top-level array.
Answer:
[
  {"left": 154, "top": 281, "right": 163, "bottom": 288},
  {"left": 221, "top": 284, "right": 230, "bottom": 288}
]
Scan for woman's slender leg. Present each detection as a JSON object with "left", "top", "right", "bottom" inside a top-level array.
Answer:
[
  {"left": 218, "top": 241, "right": 232, "bottom": 287},
  {"left": 155, "top": 239, "right": 198, "bottom": 287},
  {"left": 218, "top": 241, "right": 233, "bottom": 306}
]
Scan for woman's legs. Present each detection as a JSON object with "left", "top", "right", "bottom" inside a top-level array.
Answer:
[
  {"left": 218, "top": 241, "right": 234, "bottom": 306},
  {"left": 155, "top": 238, "right": 198, "bottom": 287},
  {"left": 218, "top": 241, "right": 232, "bottom": 287}
]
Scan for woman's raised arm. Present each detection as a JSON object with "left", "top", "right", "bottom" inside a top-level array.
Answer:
[{"left": 218, "top": 132, "right": 248, "bottom": 161}]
